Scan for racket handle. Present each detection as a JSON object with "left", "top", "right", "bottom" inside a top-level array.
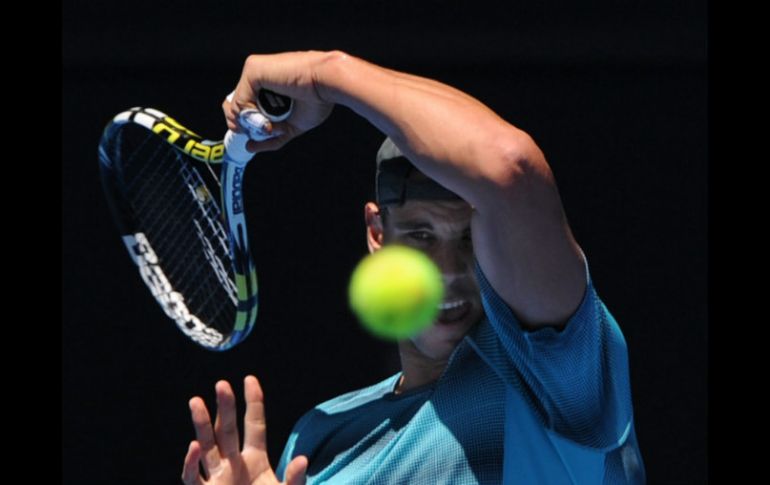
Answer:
[
  {"left": 224, "top": 130, "right": 253, "bottom": 165},
  {"left": 257, "top": 90, "right": 293, "bottom": 122}
]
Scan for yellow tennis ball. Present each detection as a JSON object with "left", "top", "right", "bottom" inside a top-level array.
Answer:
[{"left": 348, "top": 245, "right": 444, "bottom": 341}]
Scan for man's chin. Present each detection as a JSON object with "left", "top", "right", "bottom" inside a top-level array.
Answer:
[{"left": 423, "top": 312, "right": 479, "bottom": 345}]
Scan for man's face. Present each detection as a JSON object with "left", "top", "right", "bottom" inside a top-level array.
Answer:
[{"left": 381, "top": 199, "right": 483, "bottom": 360}]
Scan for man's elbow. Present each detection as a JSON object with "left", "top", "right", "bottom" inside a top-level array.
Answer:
[{"left": 485, "top": 129, "right": 551, "bottom": 190}]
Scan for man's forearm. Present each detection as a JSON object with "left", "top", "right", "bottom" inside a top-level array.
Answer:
[{"left": 314, "top": 51, "right": 541, "bottom": 208}]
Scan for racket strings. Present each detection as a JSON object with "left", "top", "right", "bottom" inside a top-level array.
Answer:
[
  {"left": 191, "top": 219, "right": 238, "bottom": 303},
  {"left": 121, "top": 134, "right": 237, "bottom": 333},
  {"left": 125, "top": 132, "right": 170, "bottom": 193},
  {"left": 202, "top": 158, "right": 222, "bottom": 190}
]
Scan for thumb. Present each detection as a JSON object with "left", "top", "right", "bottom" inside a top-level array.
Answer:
[{"left": 284, "top": 455, "right": 308, "bottom": 485}]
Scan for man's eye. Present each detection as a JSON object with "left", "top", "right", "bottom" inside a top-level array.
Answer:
[{"left": 407, "top": 231, "right": 433, "bottom": 241}]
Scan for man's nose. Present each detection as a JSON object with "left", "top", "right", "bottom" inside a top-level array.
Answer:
[{"left": 432, "top": 244, "right": 469, "bottom": 281}]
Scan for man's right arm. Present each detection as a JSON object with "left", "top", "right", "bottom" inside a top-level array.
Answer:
[{"left": 229, "top": 51, "right": 585, "bottom": 329}]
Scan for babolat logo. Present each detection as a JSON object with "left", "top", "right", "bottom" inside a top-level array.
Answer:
[
  {"left": 122, "top": 233, "right": 224, "bottom": 347},
  {"left": 151, "top": 118, "right": 225, "bottom": 164},
  {"left": 231, "top": 166, "right": 244, "bottom": 214}
]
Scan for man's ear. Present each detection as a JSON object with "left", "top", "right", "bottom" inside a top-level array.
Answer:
[{"left": 364, "top": 202, "right": 384, "bottom": 253}]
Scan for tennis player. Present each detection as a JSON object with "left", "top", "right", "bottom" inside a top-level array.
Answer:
[{"left": 181, "top": 51, "right": 646, "bottom": 485}]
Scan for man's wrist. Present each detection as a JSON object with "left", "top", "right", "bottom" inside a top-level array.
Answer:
[{"left": 313, "top": 50, "right": 354, "bottom": 105}]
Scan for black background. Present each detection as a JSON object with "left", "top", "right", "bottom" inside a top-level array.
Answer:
[{"left": 63, "top": 1, "right": 707, "bottom": 483}]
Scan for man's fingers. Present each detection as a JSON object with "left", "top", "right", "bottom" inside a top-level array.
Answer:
[
  {"left": 222, "top": 100, "right": 239, "bottom": 133},
  {"left": 181, "top": 441, "right": 205, "bottom": 485},
  {"left": 285, "top": 455, "right": 309, "bottom": 485},
  {"left": 213, "top": 380, "right": 241, "bottom": 460},
  {"left": 189, "top": 397, "right": 221, "bottom": 474},
  {"left": 242, "top": 375, "right": 268, "bottom": 452}
]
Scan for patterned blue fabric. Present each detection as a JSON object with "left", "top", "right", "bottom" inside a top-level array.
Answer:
[{"left": 276, "top": 260, "right": 645, "bottom": 484}]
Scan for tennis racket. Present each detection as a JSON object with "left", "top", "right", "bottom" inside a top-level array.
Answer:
[{"left": 98, "top": 91, "right": 293, "bottom": 351}]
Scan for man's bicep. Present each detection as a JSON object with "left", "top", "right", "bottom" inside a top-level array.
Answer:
[{"left": 471, "top": 156, "right": 586, "bottom": 330}]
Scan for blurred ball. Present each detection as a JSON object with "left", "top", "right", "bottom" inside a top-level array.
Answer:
[{"left": 348, "top": 245, "right": 444, "bottom": 340}]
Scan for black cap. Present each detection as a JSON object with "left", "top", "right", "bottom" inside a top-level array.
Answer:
[{"left": 375, "top": 137, "right": 461, "bottom": 207}]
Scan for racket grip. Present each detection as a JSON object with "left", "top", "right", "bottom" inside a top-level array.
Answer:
[
  {"left": 224, "top": 130, "right": 253, "bottom": 165},
  {"left": 224, "top": 109, "right": 278, "bottom": 165}
]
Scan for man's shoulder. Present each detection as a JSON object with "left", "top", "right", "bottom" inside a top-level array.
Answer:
[{"left": 282, "top": 372, "right": 405, "bottom": 467}]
